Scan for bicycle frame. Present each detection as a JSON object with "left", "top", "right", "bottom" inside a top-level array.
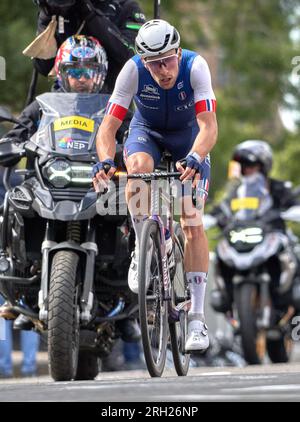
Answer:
[
  {"left": 127, "top": 158, "right": 185, "bottom": 315},
  {"left": 126, "top": 156, "right": 191, "bottom": 377}
]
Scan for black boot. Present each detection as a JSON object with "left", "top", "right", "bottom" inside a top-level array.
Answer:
[
  {"left": 116, "top": 318, "right": 141, "bottom": 342},
  {"left": 13, "top": 314, "right": 34, "bottom": 331}
]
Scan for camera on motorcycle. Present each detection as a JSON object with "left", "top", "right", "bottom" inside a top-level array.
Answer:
[
  {"left": 35, "top": 0, "right": 78, "bottom": 15},
  {"left": 35, "top": 0, "right": 77, "bottom": 9}
]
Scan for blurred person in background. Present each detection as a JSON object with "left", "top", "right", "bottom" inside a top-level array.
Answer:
[{"left": 30, "top": 0, "right": 146, "bottom": 93}]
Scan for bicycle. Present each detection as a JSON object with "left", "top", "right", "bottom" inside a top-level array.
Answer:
[{"left": 127, "top": 153, "right": 191, "bottom": 377}]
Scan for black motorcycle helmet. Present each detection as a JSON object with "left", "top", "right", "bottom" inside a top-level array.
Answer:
[{"left": 232, "top": 140, "right": 273, "bottom": 176}]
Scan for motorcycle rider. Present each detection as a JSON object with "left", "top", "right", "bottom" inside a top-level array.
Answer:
[
  {"left": 210, "top": 139, "right": 300, "bottom": 310},
  {"left": 32, "top": 0, "right": 146, "bottom": 92},
  {"left": 212, "top": 140, "right": 298, "bottom": 230},
  {"left": 0, "top": 35, "right": 140, "bottom": 342}
]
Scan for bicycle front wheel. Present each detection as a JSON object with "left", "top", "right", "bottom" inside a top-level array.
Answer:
[{"left": 139, "top": 218, "right": 168, "bottom": 377}]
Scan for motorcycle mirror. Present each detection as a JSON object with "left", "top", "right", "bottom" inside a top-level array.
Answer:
[
  {"left": 0, "top": 107, "right": 29, "bottom": 129},
  {"left": 292, "top": 186, "right": 300, "bottom": 198},
  {"left": 281, "top": 205, "right": 300, "bottom": 223},
  {"left": 0, "top": 107, "right": 21, "bottom": 125}
]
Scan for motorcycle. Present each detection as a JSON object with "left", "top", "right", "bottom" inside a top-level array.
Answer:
[
  {"left": 205, "top": 173, "right": 300, "bottom": 364},
  {"left": 0, "top": 93, "right": 137, "bottom": 381}
]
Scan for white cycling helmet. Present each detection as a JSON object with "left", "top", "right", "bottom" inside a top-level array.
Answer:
[{"left": 135, "top": 19, "right": 180, "bottom": 58}]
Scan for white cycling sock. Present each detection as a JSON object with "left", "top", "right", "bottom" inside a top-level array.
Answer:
[
  {"left": 187, "top": 272, "right": 208, "bottom": 317},
  {"left": 131, "top": 215, "right": 148, "bottom": 253}
]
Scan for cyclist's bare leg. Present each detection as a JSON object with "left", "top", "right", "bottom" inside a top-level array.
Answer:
[
  {"left": 125, "top": 152, "right": 154, "bottom": 293},
  {"left": 180, "top": 195, "right": 208, "bottom": 272},
  {"left": 125, "top": 152, "right": 154, "bottom": 246},
  {"left": 181, "top": 195, "right": 209, "bottom": 351}
]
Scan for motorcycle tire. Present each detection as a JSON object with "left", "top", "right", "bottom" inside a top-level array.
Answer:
[
  {"left": 234, "top": 283, "right": 261, "bottom": 365},
  {"left": 48, "top": 250, "right": 80, "bottom": 381}
]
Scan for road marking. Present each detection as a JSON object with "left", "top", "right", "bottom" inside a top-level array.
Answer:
[
  {"left": 236, "top": 375, "right": 278, "bottom": 380},
  {"left": 151, "top": 394, "right": 242, "bottom": 401},
  {"left": 199, "top": 372, "right": 232, "bottom": 376},
  {"left": 223, "top": 384, "right": 300, "bottom": 392}
]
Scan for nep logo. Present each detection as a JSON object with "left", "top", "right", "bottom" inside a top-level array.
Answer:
[
  {"left": 58, "top": 137, "right": 73, "bottom": 149},
  {"left": 58, "top": 137, "right": 87, "bottom": 150}
]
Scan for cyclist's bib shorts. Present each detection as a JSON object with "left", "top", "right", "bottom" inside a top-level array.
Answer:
[{"left": 123, "top": 118, "right": 210, "bottom": 200}]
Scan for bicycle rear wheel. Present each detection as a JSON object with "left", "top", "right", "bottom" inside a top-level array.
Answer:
[
  {"left": 139, "top": 218, "right": 168, "bottom": 377},
  {"left": 169, "top": 223, "right": 190, "bottom": 376}
]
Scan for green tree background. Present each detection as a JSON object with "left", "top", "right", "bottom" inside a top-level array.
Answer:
[{"left": 0, "top": 0, "right": 300, "bottom": 196}]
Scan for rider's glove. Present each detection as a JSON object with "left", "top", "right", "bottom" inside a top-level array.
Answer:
[
  {"left": 92, "top": 159, "right": 116, "bottom": 177},
  {"left": 186, "top": 152, "right": 204, "bottom": 171},
  {"left": 180, "top": 152, "right": 204, "bottom": 174}
]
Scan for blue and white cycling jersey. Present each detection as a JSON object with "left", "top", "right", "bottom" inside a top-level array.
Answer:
[
  {"left": 105, "top": 49, "right": 216, "bottom": 131},
  {"left": 105, "top": 49, "right": 216, "bottom": 199}
]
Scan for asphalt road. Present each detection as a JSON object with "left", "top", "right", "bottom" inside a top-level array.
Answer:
[{"left": 1, "top": 363, "right": 300, "bottom": 402}]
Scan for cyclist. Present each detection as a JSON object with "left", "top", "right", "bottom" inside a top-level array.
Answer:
[{"left": 93, "top": 19, "right": 218, "bottom": 352}]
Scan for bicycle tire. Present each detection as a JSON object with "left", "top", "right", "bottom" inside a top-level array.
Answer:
[
  {"left": 169, "top": 222, "right": 190, "bottom": 376},
  {"left": 138, "top": 218, "right": 168, "bottom": 377}
]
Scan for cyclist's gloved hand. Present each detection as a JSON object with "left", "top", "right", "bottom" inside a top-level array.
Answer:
[
  {"left": 177, "top": 152, "right": 204, "bottom": 182},
  {"left": 92, "top": 159, "right": 116, "bottom": 193},
  {"left": 92, "top": 159, "right": 116, "bottom": 177},
  {"left": 184, "top": 152, "right": 204, "bottom": 173}
]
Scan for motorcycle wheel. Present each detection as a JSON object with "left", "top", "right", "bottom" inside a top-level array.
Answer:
[
  {"left": 266, "top": 337, "right": 291, "bottom": 363},
  {"left": 75, "top": 351, "right": 99, "bottom": 380},
  {"left": 48, "top": 250, "right": 80, "bottom": 381},
  {"left": 234, "top": 283, "right": 261, "bottom": 364}
]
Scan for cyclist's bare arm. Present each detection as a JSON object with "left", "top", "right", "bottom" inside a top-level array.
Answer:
[
  {"left": 192, "top": 111, "right": 218, "bottom": 159},
  {"left": 177, "top": 55, "right": 218, "bottom": 181},
  {"left": 96, "top": 115, "right": 122, "bottom": 163},
  {"left": 191, "top": 55, "right": 218, "bottom": 159},
  {"left": 95, "top": 59, "right": 137, "bottom": 184}
]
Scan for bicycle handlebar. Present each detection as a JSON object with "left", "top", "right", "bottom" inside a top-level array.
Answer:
[{"left": 115, "top": 171, "right": 182, "bottom": 181}]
